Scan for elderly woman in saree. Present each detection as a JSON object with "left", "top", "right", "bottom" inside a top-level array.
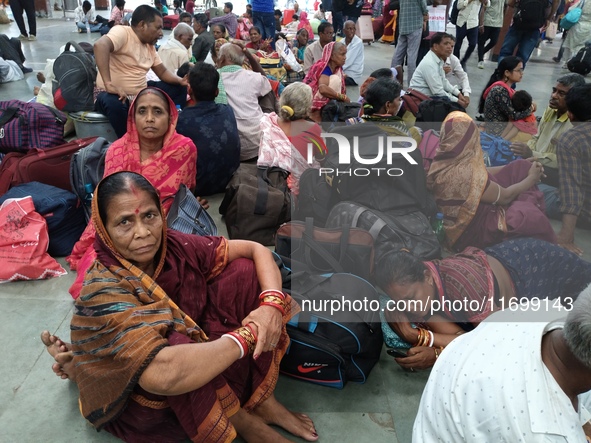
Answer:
[
  {"left": 258, "top": 82, "right": 326, "bottom": 195},
  {"left": 427, "top": 111, "right": 557, "bottom": 252},
  {"left": 41, "top": 171, "right": 319, "bottom": 443},
  {"left": 66, "top": 86, "right": 196, "bottom": 299},
  {"left": 304, "top": 41, "right": 349, "bottom": 113}
]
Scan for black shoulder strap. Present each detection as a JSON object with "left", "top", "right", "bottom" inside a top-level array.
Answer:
[{"left": 0, "top": 107, "right": 19, "bottom": 128}]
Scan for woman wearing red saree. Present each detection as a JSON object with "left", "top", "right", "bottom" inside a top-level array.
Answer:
[
  {"left": 427, "top": 111, "right": 557, "bottom": 252},
  {"left": 66, "top": 87, "right": 196, "bottom": 298},
  {"left": 42, "top": 171, "right": 318, "bottom": 442},
  {"left": 304, "top": 41, "right": 348, "bottom": 112},
  {"left": 297, "top": 11, "right": 315, "bottom": 42}
]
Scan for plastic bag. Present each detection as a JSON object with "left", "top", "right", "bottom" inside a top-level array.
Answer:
[
  {"left": 0, "top": 7, "right": 10, "bottom": 25},
  {"left": 0, "top": 196, "right": 67, "bottom": 283},
  {"left": 276, "top": 39, "right": 302, "bottom": 73}
]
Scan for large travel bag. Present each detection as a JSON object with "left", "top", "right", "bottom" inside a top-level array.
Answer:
[
  {"left": 281, "top": 273, "right": 384, "bottom": 389},
  {"left": 0, "top": 182, "right": 86, "bottom": 256},
  {"left": 322, "top": 123, "right": 433, "bottom": 215},
  {"left": 69, "top": 136, "right": 110, "bottom": 221},
  {"left": 0, "top": 100, "right": 66, "bottom": 153},
  {"left": 275, "top": 217, "right": 375, "bottom": 280},
  {"left": 219, "top": 164, "right": 291, "bottom": 245},
  {"left": 52, "top": 41, "right": 97, "bottom": 112},
  {"left": 0, "top": 136, "right": 98, "bottom": 195},
  {"left": 326, "top": 201, "right": 441, "bottom": 263}
]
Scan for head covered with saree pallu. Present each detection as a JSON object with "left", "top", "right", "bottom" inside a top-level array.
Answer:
[
  {"left": 426, "top": 112, "right": 489, "bottom": 248},
  {"left": 66, "top": 86, "right": 196, "bottom": 275},
  {"left": 304, "top": 41, "right": 346, "bottom": 110},
  {"left": 297, "top": 11, "right": 315, "bottom": 40},
  {"left": 70, "top": 171, "right": 297, "bottom": 442},
  {"left": 103, "top": 86, "right": 196, "bottom": 212}
]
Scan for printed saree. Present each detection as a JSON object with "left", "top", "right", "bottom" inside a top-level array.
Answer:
[
  {"left": 66, "top": 87, "right": 196, "bottom": 297},
  {"left": 71, "top": 178, "right": 296, "bottom": 442},
  {"left": 304, "top": 41, "right": 346, "bottom": 110},
  {"left": 427, "top": 112, "right": 556, "bottom": 251}
]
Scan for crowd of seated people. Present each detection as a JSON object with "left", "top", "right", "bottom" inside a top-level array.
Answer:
[{"left": 16, "top": 2, "right": 591, "bottom": 440}]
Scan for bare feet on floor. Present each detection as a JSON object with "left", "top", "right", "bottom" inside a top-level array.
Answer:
[
  {"left": 36, "top": 72, "right": 45, "bottom": 83},
  {"left": 231, "top": 408, "right": 294, "bottom": 443},
  {"left": 40, "top": 331, "right": 76, "bottom": 381},
  {"left": 252, "top": 394, "right": 318, "bottom": 441}
]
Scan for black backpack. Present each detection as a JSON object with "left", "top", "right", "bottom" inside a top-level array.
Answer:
[
  {"left": 323, "top": 123, "right": 434, "bottom": 215},
  {"left": 52, "top": 41, "right": 97, "bottom": 112},
  {"left": 416, "top": 98, "right": 467, "bottom": 131},
  {"left": 513, "top": 0, "right": 548, "bottom": 30},
  {"left": 320, "top": 101, "right": 362, "bottom": 130},
  {"left": 69, "top": 137, "right": 111, "bottom": 222},
  {"left": 567, "top": 44, "right": 591, "bottom": 76},
  {"left": 449, "top": 0, "right": 459, "bottom": 25},
  {"left": 326, "top": 201, "right": 442, "bottom": 264},
  {"left": 280, "top": 273, "right": 384, "bottom": 389},
  {"left": 293, "top": 168, "right": 337, "bottom": 226}
]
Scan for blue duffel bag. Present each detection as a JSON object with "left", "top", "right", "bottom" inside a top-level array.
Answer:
[{"left": 0, "top": 181, "right": 86, "bottom": 256}]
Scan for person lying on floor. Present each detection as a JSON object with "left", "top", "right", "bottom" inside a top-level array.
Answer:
[{"left": 375, "top": 237, "right": 591, "bottom": 370}]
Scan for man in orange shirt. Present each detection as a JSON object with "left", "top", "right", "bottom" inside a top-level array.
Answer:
[{"left": 94, "top": 5, "right": 187, "bottom": 137}]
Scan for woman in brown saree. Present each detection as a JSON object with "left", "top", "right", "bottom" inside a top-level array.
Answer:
[
  {"left": 427, "top": 111, "right": 557, "bottom": 251},
  {"left": 41, "top": 171, "right": 318, "bottom": 443}
]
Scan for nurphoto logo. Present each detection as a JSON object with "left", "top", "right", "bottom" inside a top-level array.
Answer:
[{"left": 307, "top": 133, "right": 418, "bottom": 177}]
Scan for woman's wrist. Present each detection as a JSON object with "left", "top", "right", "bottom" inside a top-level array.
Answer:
[
  {"left": 223, "top": 323, "right": 258, "bottom": 359},
  {"left": 259, "top": 289, "right": 286, "bottom": 315}
]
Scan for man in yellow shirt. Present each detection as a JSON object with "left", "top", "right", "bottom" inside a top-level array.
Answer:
[{"left": 510, "top": 73, "right": 586, "bottom": 187}]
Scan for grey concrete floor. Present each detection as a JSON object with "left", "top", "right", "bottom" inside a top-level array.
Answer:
[{"left": 1, "top": 9, "right": 590, "bottom": 443}]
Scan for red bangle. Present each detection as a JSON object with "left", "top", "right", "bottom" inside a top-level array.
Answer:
[
  {"left": 260, "top": 301, "right": 286, "bottom": 315},
  {"left": 259, "top": 289, "right": 285, "bottom": 300}
]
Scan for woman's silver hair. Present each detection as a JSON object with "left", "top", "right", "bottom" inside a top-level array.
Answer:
[
  {"left": 278, "top": 82, "right": 312, "bottom": 121},
  {"left": 332, "top": 41, "right": 346, "bottom": 54},
  {"left": 218, "top": 43, "right": 245, "bottom": 66},
  {"left": 563, "top": 283, "right": 591, "bottom": 369}
]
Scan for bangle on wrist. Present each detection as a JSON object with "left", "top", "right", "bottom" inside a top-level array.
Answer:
[
  {"left": 259, "top": 289, "right": 285, "bottom": 301},
  {"left": 427, "top": 330, "right": 435, "bottom": 347},
  {"left": 226, "top": 324, "right": 258, "bottom": 358},
  {"left": 223, "top": 333, "right": 245, "bottom": 359}
]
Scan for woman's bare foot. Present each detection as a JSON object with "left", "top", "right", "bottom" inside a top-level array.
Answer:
[
  {"left": 36, "top": 71, "right": 45, "bottom": 83},
  {"left": 40, "top": 331, "right": 76, "bottom": 381},
  {"left": 33, "top": 85, "right": 40, "bottom": 96},
  {"left": 252, "top": 394, "right": 318, "bottom": 441},
  {"left": 230, "top": 408, "right": 293, "bottom": 443}
]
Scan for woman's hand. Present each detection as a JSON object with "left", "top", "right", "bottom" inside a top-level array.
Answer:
[
  {"left": 242, "top": 306, "right": 283, "bottom": 358},
  {"left": 531, "top": 101, "right": 537, "bottom": 113},
  {"left": 387, "top": 311, "right": 417, "bottom": 345},
  {"left": 394, "top": 346, "right": 436, "bottom": 370},
  {"left": 527, "top": 160, "right": 544, "bottom": 184}
]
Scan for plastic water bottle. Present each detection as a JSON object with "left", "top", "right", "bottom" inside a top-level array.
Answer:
[
  {"left": 86, "top": 21, "right": 91, "bottom": 37},
  {"left": 84, "top": 183, "right": 94, "bottom": 209},
  {"left": 432, "top": 212, "right": 445, "bottom": 245},
  {"left": 175, "top": 104, "right": 182, "bottom": 113}
]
